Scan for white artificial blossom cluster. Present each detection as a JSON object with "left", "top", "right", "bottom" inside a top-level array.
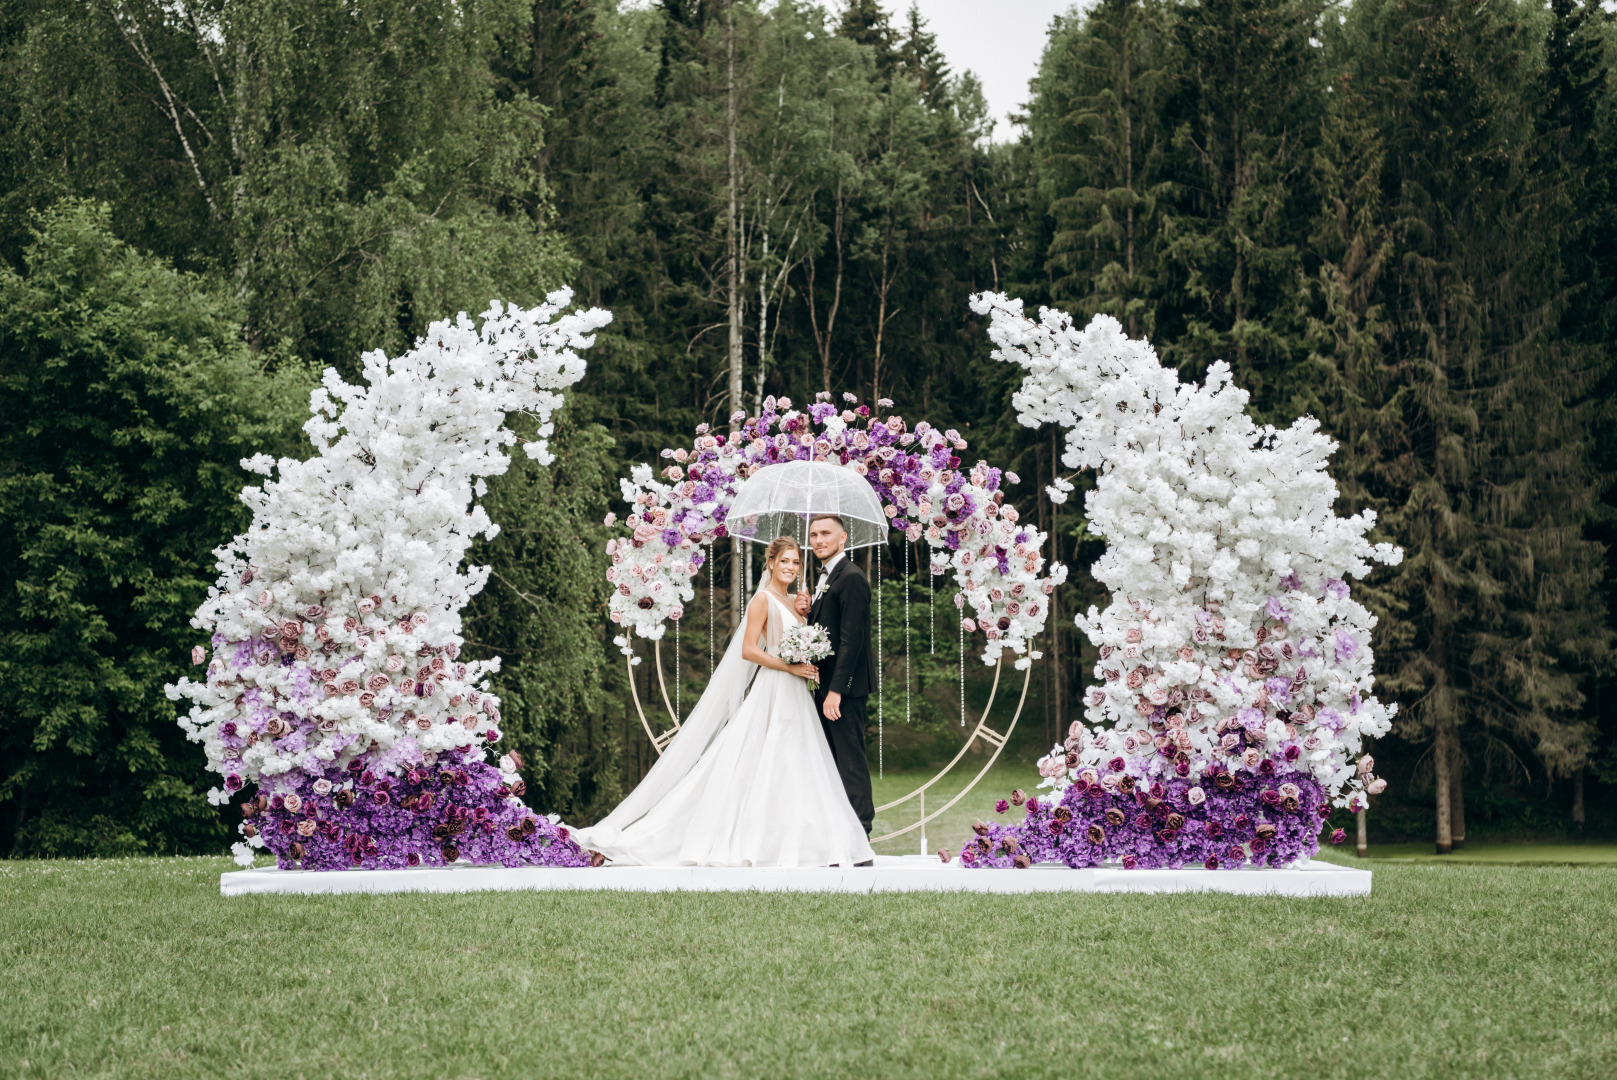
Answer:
[
  {"left": 167, "top": 292, "right": 611, "bottom": 807},
  {"left": 605, "top": 397, "right": 1066, "bottom": 669},
  {"left": 972, "top": 293, "right": 1402, "bottom": 808}
]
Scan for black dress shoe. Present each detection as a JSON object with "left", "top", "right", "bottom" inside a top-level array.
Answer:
[{"left": 855, "top": 859, "right": 873, "bottom": 867}]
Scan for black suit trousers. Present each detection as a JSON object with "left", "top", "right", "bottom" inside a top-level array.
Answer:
[{"left": 816, "top": 689, "right": 874, "bottom": 833}]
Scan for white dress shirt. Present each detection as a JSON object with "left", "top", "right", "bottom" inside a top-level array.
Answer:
[{"left": 815, "top": 551, "right": 846, "bottom": 598}]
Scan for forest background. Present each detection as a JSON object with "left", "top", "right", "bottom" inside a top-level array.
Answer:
[{"left": 0, "top": 0, "right": 1612, "bottom": 858}]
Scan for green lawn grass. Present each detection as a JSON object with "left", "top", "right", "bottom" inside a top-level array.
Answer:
[
  {"left": 4, "top": 857, "right": 1614, "bottom": 1079},
  {"left": 1326, "top": 841, "right": 1617, "bottom": 866},
  {"left": 870, "top": 762, "right": 1029, "bottom": 857}
]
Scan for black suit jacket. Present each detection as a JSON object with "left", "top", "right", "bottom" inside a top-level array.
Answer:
[{"left": 809, "top": 555, "right": 875, "bottom": 698}]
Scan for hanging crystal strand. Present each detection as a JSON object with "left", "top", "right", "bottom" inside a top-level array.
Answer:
[
  {"left": 959, "top": 596, "right": 966, "bottom": 727},
  {"left": 675, "top": 616, "right": 681, "bottom": 721},
  {"left": 929, "top": 563, "right": 936, "bottom": 655},
  {"left": 876, "top": 542, "right": 882, "bottom": 779},
  {"left": 709, "top": 543, "right": 716, "bottom": 673},
  {"left": 904, "top": 541, "right": 911, "bottom": 725}
]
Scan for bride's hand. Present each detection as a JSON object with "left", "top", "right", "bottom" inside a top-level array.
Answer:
[{"left": 788, "top": 662, "right": 819, "bottom": 680}]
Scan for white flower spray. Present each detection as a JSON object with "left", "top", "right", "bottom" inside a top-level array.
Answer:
[
  {"left": 972, "top": 293, "right": 1401, "bottom": 808},
  {"left": 168, "top": 292, "right": 610, "bottom": 818}
]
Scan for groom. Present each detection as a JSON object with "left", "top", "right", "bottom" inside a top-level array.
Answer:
[{"left": 796, "top": 514, "right": 876, "bottom": 842}]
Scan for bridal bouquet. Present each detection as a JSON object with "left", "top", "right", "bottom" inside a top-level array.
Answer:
[{"left": 778, "top": 622, "right": 833, "bottom": 676}]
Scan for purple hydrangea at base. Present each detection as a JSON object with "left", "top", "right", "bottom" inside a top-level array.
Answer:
[
  {"left": 962, "top": 771, "right": 1330, "bottom": 869},
  {"left": 240, "top": 750, "right": 594, "bottom": 870}
]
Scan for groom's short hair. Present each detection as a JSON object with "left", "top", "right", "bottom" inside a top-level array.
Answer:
[{"left": 809, "top": 513, "right": 847, "bottom": 534}]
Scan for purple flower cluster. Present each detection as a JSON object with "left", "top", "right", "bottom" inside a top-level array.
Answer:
[
  {"left": 962, "top": 772, "right": 1332, "bottom": 870},
  {"left": 242, "top": 749, "right": 596, "bottom": 870}
]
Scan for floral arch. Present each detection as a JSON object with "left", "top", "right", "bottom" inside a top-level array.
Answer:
[{"left": 603, "top": 392, "right": 1068, "bottom": 847}]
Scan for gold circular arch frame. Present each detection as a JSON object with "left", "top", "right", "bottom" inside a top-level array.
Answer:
[{"left": 625, "top": 641, "right": 1033, "bottom": 853}]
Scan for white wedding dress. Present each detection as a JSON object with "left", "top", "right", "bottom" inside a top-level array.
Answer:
[{"left": 575, "top": 586, "right": 876, "bottom": 867}]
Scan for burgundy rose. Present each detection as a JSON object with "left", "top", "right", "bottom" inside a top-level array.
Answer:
[
  {"left": 1317, "top": 804, "right": 1333, "bottom": 819},
  {"left": 1108, "top": 757, "right": 1126, "bottom": 772},
  {"left": 406, "top": 853, "right": 422, "bottom": 867},
  {"left": 442, "top": 844, "right": 460, "bottom": 863},
  {"left": 1331, "top": 828, "right": 1347, "bottom": 844},
  {"left": 994, "top": 799, "right": 1009, "bottom": 814},
  {"left": 1250, "top": 837, "right": 1269, "bottom": 855},
  {"left": 1203, "top": 856, "right": 1220, "bottom": 870},
  {"left": 1121, "top": 855, "right": 1138, "bottom": 870},
  {"left": 1284, "top": 744, "right": 1301, "bottom": 762},
  {"left": 225, "top": 773, "right": 244, "bottom": 792}
]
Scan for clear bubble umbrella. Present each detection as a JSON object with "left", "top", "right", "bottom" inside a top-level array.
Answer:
[{"left": 726, "top": 459, "right": 889, "bottom": 550}]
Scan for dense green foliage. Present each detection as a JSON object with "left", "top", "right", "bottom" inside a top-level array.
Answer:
[
  {"left": 3, "top": 855, "right": 1615, "bottom": 1077},
  {"left": 0, "top": 201, "right": 312, "bottom": 856},
  {"left": 0, "top": 0, "right": 1611, "bottom": 853}
]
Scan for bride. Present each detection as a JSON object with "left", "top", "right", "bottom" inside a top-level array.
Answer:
[{"left": 575, "top": 536, "right": 876, "bottom": 867}]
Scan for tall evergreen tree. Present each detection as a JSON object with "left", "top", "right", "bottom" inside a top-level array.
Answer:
[
  {"left": 1032, "top": 0, "right": 1172, "bottom": 337},
  {"left": 1155, "top": 0, "right": 1324, "bottom": 417}
]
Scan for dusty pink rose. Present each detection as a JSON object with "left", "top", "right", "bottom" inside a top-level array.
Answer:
[
  {"left": 296, "top": 820, "right": 317, "bottom": 837},
  {"left": 1367, "top": 778, "right": 1387, "bottom": 794},
  {"left": 1038, "top": 756, "right": 1067, "bottom": 779},
  {"left": 385, "top": 655, "right": 405, "bottom": 672},
  {"left": 1242, "top": 748, "right": 1262, "bottom": 768},
  {"left": 367, "top": 674, "right": 390, "bottom": 693},
  {"left": 414, "top": 716, "right": 433, "bottom": 732},
  {"left": 358, "top": 693, "right": 375, "bottom": 708},
  {"left": 312, "top": 779, "right": 333, "bottom": 796},
  {"left": 1187, "top": 786, "right": 1206, "bottom": 806},
  {"left": 191, "top": 645, "right": 206, "bottom": 665},
  {"left": 460, "top": 715, "right": 478, "bottom": 730},
  {"left": 337, "top": 679, "right": 360, "bottom": 695},
  {"left": 283, "top": 794, "right": 303, "bottom": 813}
]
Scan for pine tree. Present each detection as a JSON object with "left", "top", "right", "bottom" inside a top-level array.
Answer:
[
  {"left": 1155, "top": 0, "right": 1324, "bottom": 418},
  {"left": 1032, "top": 0, "right": 1172, "bottom": 337},
  {"left": 1341, "top": 0, "right": 1610, "bottom": 849}
]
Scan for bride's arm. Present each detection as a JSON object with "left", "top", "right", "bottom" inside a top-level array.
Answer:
[{"left": 740, "top": 594, "right": 792, "bottom": 672}]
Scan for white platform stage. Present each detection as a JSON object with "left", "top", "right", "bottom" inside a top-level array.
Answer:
[{"left": 220, "top": 855, "right": 1369, "bottom": 897}]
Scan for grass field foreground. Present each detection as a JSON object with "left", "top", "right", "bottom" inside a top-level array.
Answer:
[{"left": 3, "top": 857, "right": 1615, "bottom": 1079}]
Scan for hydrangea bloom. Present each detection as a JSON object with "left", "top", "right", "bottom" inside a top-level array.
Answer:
[
  {"left": 965, "top": 294, "right": 1403, "bottom": 867},
  {"left": 167, "top": 292, "right": 611, "bottom": 868},
  {"left": 607, "top": 395, "right": 1066, "bottom": 668}
]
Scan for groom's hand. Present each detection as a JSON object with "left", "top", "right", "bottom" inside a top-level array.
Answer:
[
  {"left": 822, "top": 691, "right": 842, "bottom": 721},
  {"left": 794, "top": 590, "right": 811, "bottom": 617}
]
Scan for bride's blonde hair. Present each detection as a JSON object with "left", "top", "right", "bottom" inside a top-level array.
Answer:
[{"left": 764, "top": 535, "right": 800, "bottom": 570}]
